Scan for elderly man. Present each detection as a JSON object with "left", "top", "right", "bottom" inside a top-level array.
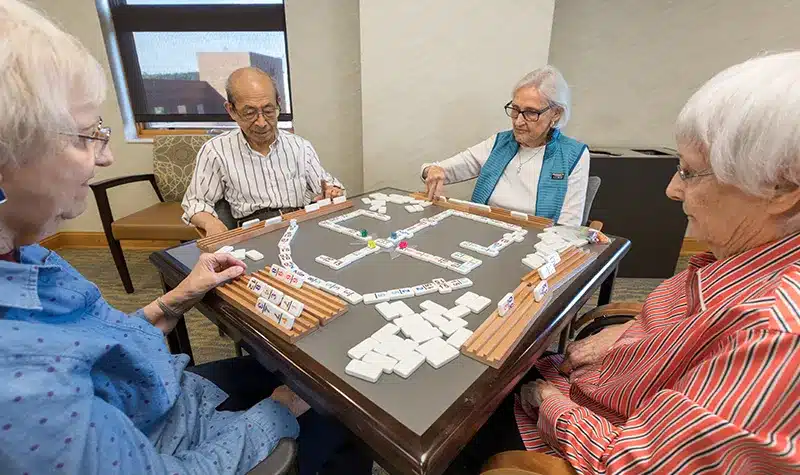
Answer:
[
  {"left": 421, "top": 66, "right": 589, "bottom": 227},
  {"left": 182, "top": 67, "right": 345, "bottom": 236},
  {"left": 445, "top": 52, "right": 800, "bottom": 475}
]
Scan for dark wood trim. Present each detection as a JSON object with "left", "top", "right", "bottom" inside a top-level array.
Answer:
[
  {"left": 111, "top": 4, "right": 286, "bottom": 32},
  {"left": 149, "top": 211, "right": 631, "bottom": 475}
]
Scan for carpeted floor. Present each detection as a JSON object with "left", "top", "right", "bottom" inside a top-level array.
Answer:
[{"left": 57, "top": 247, "right": 689, "bottom": 475}]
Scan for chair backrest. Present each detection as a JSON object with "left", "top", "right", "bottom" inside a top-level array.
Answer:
[
  {"left": 582, "top": 175, "right": 601, "bottom": 226},
  {"left": 152, "top": 135, "right": 213, "bottom": 202}
]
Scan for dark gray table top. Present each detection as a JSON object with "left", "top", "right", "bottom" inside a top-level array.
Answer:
[{"left": 167, "top": 188, "right": 608, "bottom": 435}]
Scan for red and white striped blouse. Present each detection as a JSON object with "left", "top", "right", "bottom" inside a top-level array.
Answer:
[{"left": 515, "top": 233, "right": 800, "bottom": 474}]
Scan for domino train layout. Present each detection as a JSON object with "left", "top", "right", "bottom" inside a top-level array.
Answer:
[{"left": 206, "top": 191, "right": 601, "bottom": 382}]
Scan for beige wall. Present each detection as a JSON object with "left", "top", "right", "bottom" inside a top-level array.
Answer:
[
  {"left": 359, "top": 0, "right": 555, "bottom": 198},
  {"left": 549, "top": 0, "right": 800, "bottom": 147},
  {"left": 285, "top": 0, "right": 363, "bottom": 195}
]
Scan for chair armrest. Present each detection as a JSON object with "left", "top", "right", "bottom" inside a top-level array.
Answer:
[
  {"left": 571, "top": 302, "right": 642, "bottom": 341},
  {"left": 90, "top": 173, "right": 164, "bottom": 202},
  {"left": 482, "top": 451, "right": 577, "bottom": 475},
  {"left": 246, "top": 438, "right": 297, "bottom": 475},
  {"left": 588, "top": 220, "right": 603, "bottom": 231}
]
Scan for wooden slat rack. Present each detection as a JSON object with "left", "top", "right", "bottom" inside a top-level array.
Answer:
[
  {"left": 461, "top": 247, "right": 593, "bottom": 368},
  {"left": 216, "top": 266, "right": 349, "bottom": 344},
  {"left": 408, "top": 192, "right": 553, "bottom": 229},
  {"left": 197, "top": 200, "right": 354, "bottom": 253}
]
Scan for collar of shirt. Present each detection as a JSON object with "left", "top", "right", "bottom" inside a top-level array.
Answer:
[
  {"left": 685, "top": 232, "right": 800, "bottom": 314},
  {"left": 0, "top": 245, "right": 60, "bottom": 311},
  {"left": 236, "top": 127, "right": 282, "bottom": 157}
]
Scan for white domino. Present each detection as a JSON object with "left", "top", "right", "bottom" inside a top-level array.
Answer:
[
  {"left": 333, "top": 195, "right": 347, "bottom": 204},
  {"left": 362, "top": 292, "right": 390, "bottom": 304},
  {"left": 510, "top": 210, "right": 528, "bottom": 220},
  {"left": 264, "top": 216, "right": 282, "bottom": 225},
  {"left": 345, "top": 359, "right": 383, "bottom": 383},
  {"left": 391, "top": 301, "right": 416, "bottom": 317},
  {"left": 412, "top": 283, "right": 438, "bottom": 296},
  {"left": 538, "top": 262, "right": 556, "bottom": 280},
  {"left": 443, "top": 305, "right": 471, "bottom": 320},
  {"left": 361, "top": 197, "right": 372, "bottom": 204},
  {"left": 304, "top": 203, "right": 320, "bottom": 213},
  {"left": 316, "top": 198, "right": 332, "bottom": 207},
  {"left": 393, "top": 351, "right": 426, "bottom": 379},
  {"left": 376, "top": 301, "right": 401, "bottom": 321},
  {"left": 372, "top": 323, "right": 401, "bottom": 342},
  {"left": 378, "top": 207, "right": 387, "bottom": 214},
  {"left": 446, "top": 278, "right": 473, "bottom": 291},
  {"left": 245, "top": 249, "right": 264, "bottom": 261},
  {"left": 341, "top": 289, "right": 363, "bottom": 305},
  {"left": 497, "top": 292, "right": 515, "bottom": 316},
  {"left": 372, "top": 334, "right": 406, "bottom": 355},
  {"left": 417, "top": 338, "right": 460, "bottom": 369},
  {"left": 438, "top": 317, "right": 468, "bottom": 337},
  {"left": 231, "top": 249, "right": 247, "bottom": 260},
  {"left": 522, "top": 254, "right": 546, "bottom": 270},
  {"left": 216, "top": 245, "right": 234, "bottom": 254},
  {"left": 362, "top": 351, "right": 397, "bottom": 374},
  {"left": 420, "top": 310, "right": 450, "bottom": 329},
  {"left": 347, "top": 337, "right": 379, "bottom": 359},
  {"left": 455, "top": 291, "right": 479, "bottom": 307},
  {"left": 420, "top": 300, "right": 449, "bottom": 315},
  {"left": 466, "top": 295, "right": 492, "bottom": 314},
  {"left": 533, "top": 280, "right": 549, "bottom": 302},
  {"left": 446, "top": 327, "right": 473, "bottom": 349},
  {"left": 432, "top": 278, "right": 452, "bottom": 294},
  {"left": 241, "top": 218, "right": 260, "bottom": 228}
]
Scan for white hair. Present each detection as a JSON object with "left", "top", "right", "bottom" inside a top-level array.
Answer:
[
  {"left": 513, "top": 65, "right": 571, "bottom": 128},
  {"left": 0, "top": 0, "right": 106, "bottom": 168},
  {"left": 676, "top": 52, "right": 800, "bottom": 214}
]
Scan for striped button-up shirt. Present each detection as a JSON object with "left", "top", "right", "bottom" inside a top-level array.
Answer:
[
  {"left": 182, "top": 129, "right": 343, "bottom": 223},
  {"left": 515, "top": 233, "right": 800, "bottom": 474}
]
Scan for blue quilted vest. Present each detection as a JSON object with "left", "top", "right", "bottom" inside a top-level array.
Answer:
[{"left": 470, "top": 129, "right": 586, "bottom": 222}]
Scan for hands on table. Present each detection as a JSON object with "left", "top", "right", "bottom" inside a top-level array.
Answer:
[
  {"left": 423, "top": 165, "right": 446, "bottom": 200},
  {"left": 313, "top": 180, "right": 345, "bottom": 201}
]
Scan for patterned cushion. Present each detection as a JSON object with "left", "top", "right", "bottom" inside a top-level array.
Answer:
[{"left": 152, "top": 135, "right": 212, "bottom": 203}]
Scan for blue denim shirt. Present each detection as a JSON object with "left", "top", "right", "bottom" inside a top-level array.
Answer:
[{"left": 0, "top": 245, "right": 299, "bottom": 474}]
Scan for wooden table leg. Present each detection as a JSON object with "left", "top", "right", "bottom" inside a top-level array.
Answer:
[
  {"left": 597, "top": 266, "right": 618, "bottom": 306},
  {"left": 161, "top": 277, "right": 195, "bottom": 367}
]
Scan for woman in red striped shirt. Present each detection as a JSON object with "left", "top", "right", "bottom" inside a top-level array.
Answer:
[{"left": 450, "top": 52, "right": 800, "bottom": 475}]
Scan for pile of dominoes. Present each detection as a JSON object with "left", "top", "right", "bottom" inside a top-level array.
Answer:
[
  {"left": 345, "top": 291, "right": 492, "bottom": 382},
  {"left": 520, "top": 226, "right": 592, "bottom": 279}
]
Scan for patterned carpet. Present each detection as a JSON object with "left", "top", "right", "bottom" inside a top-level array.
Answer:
[{"left": 57, "top": 247, "right": 689, "bottom": 474}]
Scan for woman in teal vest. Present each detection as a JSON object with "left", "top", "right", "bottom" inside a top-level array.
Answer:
[{"left": 421, "top": 66, "right": 589, "bottom": 226}]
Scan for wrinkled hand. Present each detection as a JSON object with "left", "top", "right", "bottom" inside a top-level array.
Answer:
[
  {"left": 558, "top": 323, "right": 632, "bottom": 380},
  {"left": 204, "top": 219, "right": 229, "bottom": 237},
  {"left": 520, "top": 380, "right": 562, "bottom": 417},
  {"left": 179, "top": 253, "right": 246, "bottom": 303},
  {"left": 270, "top": 385, "right": 311, "bottom": 417},
  {"left": 424, "top": 165, "right": 446, "bottom": 200},
  {"left": 315, "top": 180, "right": 344, "bottom": 201}
]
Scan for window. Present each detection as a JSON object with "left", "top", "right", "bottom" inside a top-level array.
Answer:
[{"left": 97, "top": 0, "right": 292, "bottom": 136}]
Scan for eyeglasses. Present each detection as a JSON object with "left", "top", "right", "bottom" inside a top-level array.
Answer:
[
  {"left": 233, "top": 105, "right": 280, "bottom": 123},
  {"left": 61, "top": 118, "right": 111, "bottom": 159},
  {"left": 676, "top": 164, "right": 714, "bottom": 181},
  {"left": 505, "top": 101, "right": 551, "bottom": 122}
]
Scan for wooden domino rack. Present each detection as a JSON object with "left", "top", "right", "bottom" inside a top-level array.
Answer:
[
  {"left": 196, "top": 199, "right": 354, "bottom": 252},
  {"left": 216, "top": 266, "right": 350, "bottom": 344},
  {"left": 408, "top": 192, "right": 553, "bottom": 229},
  {"left": 460, "top": 247, "right": 594, "bottom": 368}
]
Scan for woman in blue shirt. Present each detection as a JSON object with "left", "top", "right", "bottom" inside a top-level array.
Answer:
[{"left": 0, "top": 2, "right": 369, "bottom": 474}]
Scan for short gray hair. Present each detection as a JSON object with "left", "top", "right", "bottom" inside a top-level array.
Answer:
[
  {"left": 677, "top": 52, "right": 800, "bottom": 230},
  {"left": 513, "top": 65, "right": 571, "bottom": 128},
  {"left": 0, "top": 0, "right": 106, "bottom": 168}
]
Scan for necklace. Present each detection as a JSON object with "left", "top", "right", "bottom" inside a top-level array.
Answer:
[{"left": 516, "top": 147, "right": 544, "bottom": 174}]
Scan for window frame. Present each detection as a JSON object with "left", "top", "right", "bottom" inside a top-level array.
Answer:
[{"left": 102, "top": 0, "right": 293, "bottom": 132}]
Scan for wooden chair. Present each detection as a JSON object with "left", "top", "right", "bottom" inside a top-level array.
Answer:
[
  {"left": 480, "top": 302, "right": 642, "bottom": 475},
  {"left": 91, "top": 135, "right": 213, "bottom": 293}
]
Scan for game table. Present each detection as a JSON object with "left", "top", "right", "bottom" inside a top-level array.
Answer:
[{"left": 150, "top": 187, "right": 630, "bottom": 475}]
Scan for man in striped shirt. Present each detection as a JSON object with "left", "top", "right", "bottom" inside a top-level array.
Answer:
[
  {"left": 182, "top": 67, "right": 344, "bottom": 236},
  {"left": 445, "top": 53, "right": 800, "bottom": 474}
]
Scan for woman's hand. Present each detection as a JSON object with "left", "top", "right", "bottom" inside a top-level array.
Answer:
[
  {"left": 145, "top": 253, "right": 246, "bottom": 334},
  {"left": 424, "top": 165, "right": 446, "bottom": 200},
  {"left": 520, "top": 380, "right": 562, "bottom": 417},
  {"left": 558, "top": 321, "right": 635, "bottom": 381},
  {"left": 178, "top": 253, "right": 247, "bottom": 303}
]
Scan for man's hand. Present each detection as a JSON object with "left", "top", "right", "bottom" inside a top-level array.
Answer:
[
  {"left": 520, "top": 380, "right": 562, "bottom": 417},
  {"left": 424, "top": 165, "right": 446, "bottom": 200},
  {"left": 204, "top": 219, "right": 229, "bottom": 236},
  {"left": 190, "top": 212, "right": 229, "bottom": 237},
  {"left": 315, "top": 180, "right": 345, "bottom": 201},
  {"left": 558, "top": 321, "right": 635, "bottom": 380}
]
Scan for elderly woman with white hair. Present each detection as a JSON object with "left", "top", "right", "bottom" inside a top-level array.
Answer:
[
  {"left": 0, "top": 2, "right": 372, "bottom": 475},
  {"left": 422, "top": 66, "right": 589, "bottom": 226},
  {"left": 445, "top": 52, "right": 800, "bottom": 475}
]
